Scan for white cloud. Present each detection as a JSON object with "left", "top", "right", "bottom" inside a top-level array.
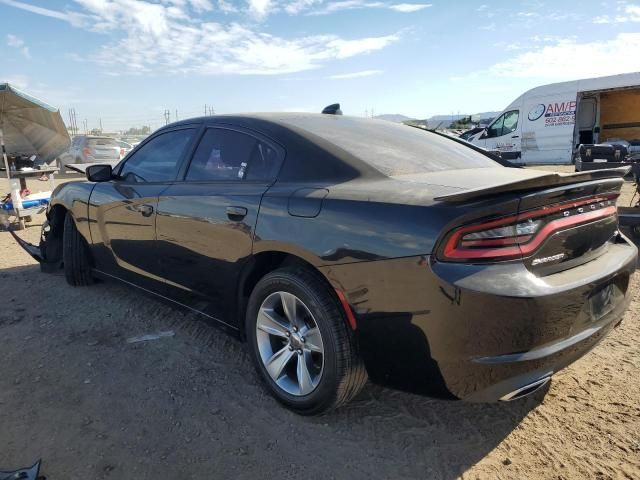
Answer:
[
  {"left": 248, "top": 0, "right": 274, "bottom": 18},
  {"left": 217, "top": 0, "right": 238, "bottom": 12},
  {"left": 0, "top": 0, "right": 70, "bottom": 20},
  {"left": 329, "top": 69, "right": 382, "bottom": 79},
  {"left": 186, "top": 0, "right": 214, "bottom": 11},
  {"left": 6, "top": 33, "right": 30, "bottom": 58},
  {"left": 484, "top": 33, "right": 640, "bottom": 81},
  {"left": 284, "top": 0, "right": 322, "bottom": 14},
  {"left": 593, "top": 4, "right": 640, "bottom": 23},
  {"left": 388, "top": 3, "right": 430, "bottom": 12},
  {"left": 3, "top": 0, "right": 400, "bottom": 75},
  {"left": 479, "top": 23, "right": 496, "bottom": 30},
  {"left": 2, "top": 74, "right": 30, "bottom": 90},
  {"left": 308, "top": 0, "right": 430, "bottom": 15}
]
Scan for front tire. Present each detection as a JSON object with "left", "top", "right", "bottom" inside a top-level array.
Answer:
[
  {"left": 63, "top": 214, "right": 93, "bottom": 286},
  {"left": 246, "top": 266, "right": 367, "bottom": 415}
]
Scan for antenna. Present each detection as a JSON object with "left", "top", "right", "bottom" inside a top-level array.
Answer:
[{"left": 322, "top": 103, "right": 342, "bottom": 115}]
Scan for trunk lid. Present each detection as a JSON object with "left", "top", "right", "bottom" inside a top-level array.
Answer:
[
  {"left": 516, "top": 178, "right": 621, "bottom": 275},
  {"left": 431, "top": 168, "right": 625, "bottom": 274}
]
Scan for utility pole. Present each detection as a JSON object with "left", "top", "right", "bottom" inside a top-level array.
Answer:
[
  {"left": 164, "top": 109, "right": 171, "bottom": 125},
  {"left": 68, "top": 108, "right": 79, "bottom": 136},
  {"left": 83, "top": 119, "right": 88, "bottom": 134},
  {"left": 175, "top": 109, "right": 178, "bottom": 122},
  {"left": 99, "top": 118, "right": 103, "bottom": 133},
  {"left": 204, "top": 104, "right": 207, "bottom": 116}
]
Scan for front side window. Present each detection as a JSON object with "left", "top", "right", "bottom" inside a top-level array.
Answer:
[
  {"left": 185, "top": 128, "right": 281, "bottom": 182},
  {"left": 119, "top": 128, "right": 195, "bottom": 182},
  {"left": 486, "top": 110, "right": 519, "bottom": 138},
  {"left": 502, "top": 110, "right": 519, "bottom": 134},
  {"left": 487, "top": 114, "right": 505, "bottom": 138}
]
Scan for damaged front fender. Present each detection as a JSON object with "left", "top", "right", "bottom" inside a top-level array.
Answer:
[
  {"left": 11, "top": 217, "right": 64, "bottom": 273},
  {"left": 10, "top": 228, "right": 43, "bottom": 262}
]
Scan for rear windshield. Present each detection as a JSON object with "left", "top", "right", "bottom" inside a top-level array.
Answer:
[
  {"left": 87, "top": 138, "right": 118, "bottom": 147},
  {"left": 281, "top": 116, "right": 499, "bottom": 175}
]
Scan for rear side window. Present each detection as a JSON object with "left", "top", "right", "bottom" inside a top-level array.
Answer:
[
  {"left": 185, "top": 128, "right": 281, "bottom": 182},
  {"left": 119, "top": 129, "right": 195, "bottom": 182},
  {"left": 280, "top": 116, "right": 498, "bottom": 176}
]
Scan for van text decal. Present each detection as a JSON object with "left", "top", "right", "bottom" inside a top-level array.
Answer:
[{"left": 543, "top": 100, "right": 576, "bottom": 127}]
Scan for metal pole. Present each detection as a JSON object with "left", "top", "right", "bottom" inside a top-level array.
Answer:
[
  {"left": 1, "top": 127, "right": 10, "bottom": 180},
  {"left": 0, "top": 127, "right": 24, "bottom": 218}
]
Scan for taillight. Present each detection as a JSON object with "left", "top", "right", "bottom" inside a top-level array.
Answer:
[
  {"left": 439, "top": 195, "right": 618, "bottom": 262},
  {"left": 120, "top": 148, "right": 125, "bottom": 157},
  {"left": 82, "top": 147, "right": 92, "bottom": 157}
]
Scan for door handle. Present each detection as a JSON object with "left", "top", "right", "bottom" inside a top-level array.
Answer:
[
  {"left": 511, "top": 135, "right": 520, "bottom": 138},
  {"left": 132, "top": 204, "right": 154, "bottom": 217},
  {"left": 226, "top": 206, "right": 248, "bottom": 220}
]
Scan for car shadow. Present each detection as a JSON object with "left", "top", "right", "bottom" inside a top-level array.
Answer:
[{"left": 0, "top": 259, "right": 541, "bottom": 480}]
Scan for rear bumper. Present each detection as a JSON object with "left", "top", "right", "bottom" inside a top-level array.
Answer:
[
  {"left": 618, "top": 207, "right": 640, "bottom": 247},
  {"left": 320, "top": 237, "right": 637, "bottom": 401}
]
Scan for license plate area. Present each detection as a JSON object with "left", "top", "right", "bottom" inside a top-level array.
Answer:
[{"left": 589, "top": 282, "right": 617, "bottom": 321}]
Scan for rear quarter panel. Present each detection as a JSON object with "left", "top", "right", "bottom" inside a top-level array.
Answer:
[{"left": 253, "top": 180, "right": 521, "bottom": 266}]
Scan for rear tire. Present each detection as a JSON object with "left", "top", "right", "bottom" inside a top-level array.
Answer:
[
  {"left": 63, "top": 214, "right": 93, "bottom": 286},
  {"left": 246, "top": 266, "right": 367, "bottom": 415}
]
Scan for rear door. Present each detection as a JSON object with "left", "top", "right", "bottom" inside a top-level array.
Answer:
[
  {"left": 155, "top": 126, "right": 284, "bottom": 326},
  {"left": 88, "top": 127, "right": 198, "bottom": 292}
]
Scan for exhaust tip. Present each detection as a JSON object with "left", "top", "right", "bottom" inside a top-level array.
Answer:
[{"left": 500, "top": 376, "right": 551, "bottom": 402}]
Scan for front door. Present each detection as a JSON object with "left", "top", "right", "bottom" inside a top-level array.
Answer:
[
  {"left": 88, "top": 126, "right": 198, "bottom": 292},
  {"left": 483, "top": 110, "right": 521, "bottom": 161},
  {"left": 155, "top": 126, "right": 284, "bottom": 326}
]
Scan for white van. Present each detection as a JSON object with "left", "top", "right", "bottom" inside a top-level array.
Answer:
[{"left": 468, "top": 72, "right": 640, "bottom": 165}]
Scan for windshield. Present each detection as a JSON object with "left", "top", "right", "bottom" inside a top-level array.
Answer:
[{"left": 281, "top": 116, "right": 499, "bottom": 176}]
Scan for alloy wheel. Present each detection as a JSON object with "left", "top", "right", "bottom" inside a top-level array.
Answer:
[{"left": 255, "top": 291, "right": 325, "bottom": 396}]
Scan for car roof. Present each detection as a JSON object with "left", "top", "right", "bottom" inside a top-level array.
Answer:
[{"left": 159, "top": 113, "right": 501, "bottom": 182}]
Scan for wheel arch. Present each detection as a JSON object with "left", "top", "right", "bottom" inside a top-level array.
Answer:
[
  {"left": 236, "top": 250, "right": 350, "bottom": 339},
  {"left": 39, "top": 204, "right": 68, "bottom": 268}
]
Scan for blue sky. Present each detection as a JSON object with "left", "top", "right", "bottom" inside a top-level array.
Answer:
[{"left": 1, "top": 0, "right": 639, "bottom": 131}]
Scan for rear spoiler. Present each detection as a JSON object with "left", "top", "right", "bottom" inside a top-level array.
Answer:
[{"left": 434, "top": 167, "right": 631, "bottom": 203}]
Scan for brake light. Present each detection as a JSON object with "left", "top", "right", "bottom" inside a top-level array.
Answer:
[
  {"left": 82, "top": 147, "right": 92, "bottom": 157},
  {"left": 120, "top": 148, "right": 125, "bottom": 157},
  {"left": 440, "top": 195, "right": 618, "bottom": 262}
]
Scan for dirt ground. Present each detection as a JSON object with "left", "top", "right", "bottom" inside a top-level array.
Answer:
[{"left": 0, "top": 168, "right": 639, "bottom": 480}]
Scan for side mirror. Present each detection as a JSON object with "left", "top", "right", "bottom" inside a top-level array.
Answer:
[
  {"left": 86, "top": 164, "right": 113, "bottom": 182},
  {"left": 480, "top": 129, "right": 489, "bottom": 139}
]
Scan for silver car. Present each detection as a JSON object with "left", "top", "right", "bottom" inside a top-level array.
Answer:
[{"left": 68, "top": 136, "right": 121, "bottom": 163}]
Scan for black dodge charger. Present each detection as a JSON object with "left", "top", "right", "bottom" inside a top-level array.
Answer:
[{"left": 21, "top": 113, "right": 636, "bottom": 414}]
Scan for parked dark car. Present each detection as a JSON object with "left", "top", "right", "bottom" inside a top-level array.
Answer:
[{"left": 19, "top": 114, "right": 637, "bottom": 414}]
